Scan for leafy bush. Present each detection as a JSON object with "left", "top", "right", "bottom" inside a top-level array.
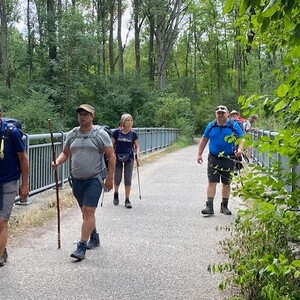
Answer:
[
  {"left": 155, "top": 93, "right": 195, "bottom": 138},
  {"left": 212, "top": 146, "right": 300, "bottom": 299}
]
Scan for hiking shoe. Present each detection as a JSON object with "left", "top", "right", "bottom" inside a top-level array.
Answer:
[
  {"left": 70, "top": 242, "right": 87, "bottom": 260},
  {"left": 0, "top": 257, "right": 5, "bottom": 267},
  {"left": 113, "top": 193, "right": 119, "bottom": 205},
  {"left": 220, "top": 202, "right": 232, "bottom": 215},
  {"left": 125, "top": 199, "right": 132, "bottom": 209},
  {"left": 201, "top": 201, "right": 214, "bottom": 215},
  {"left": 2, "top": 248, "right": 8, "bottom": 262},
  {"left": 87, "top": 233, "right": 100, "bottom": 250}
]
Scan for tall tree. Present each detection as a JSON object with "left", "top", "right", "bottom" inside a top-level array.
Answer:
[
  {"left": 153, "top": 0, "right": 182, "bottom": 90},
  {"left": 147, "top": 12, "right": 155, "bottom": 86},
  {"left": 0, "top": 0, "right": 11, "bottom": 88},
  {"left": 117, "top": 0, "right": 123, "bottom": 75},
  {"left": 132, "top": 0, "right": 145, "bottom": 77},
  {"left": 46, "top": 0, "right": 56, "bottom": 61},
  {"left": 26, "top": 0, "right": 34, "bottom": 77},
  {"left": 108, "top": 0, "right": 115, "bottom": 76}
]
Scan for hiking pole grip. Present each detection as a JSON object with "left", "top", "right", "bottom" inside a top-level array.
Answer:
[{"left": 48, "top": 119, "right": 61, "bottom": 249}]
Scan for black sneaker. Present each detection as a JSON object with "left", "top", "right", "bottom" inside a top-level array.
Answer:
[
  {"left": 87, "top": 233, "right": 100, "bottom": 250},
  {"left": 70, "top": 242, "right": 87, "bottom": 260},
  {"left": 2, "top": 248, "right": 8, "bottom": 262},
  {"left": 0, "top": 257, "right": 5, "bottom": 267},
  {"left": 220, "top": 202, "right": 232, "bottom": 215},
  {"left": 125, "top": 199, "right": 132, "bottom": 209},
  {"left": 201, "top": 201, "right": 214, "bottom": 215},
  {"left": 113, "top": 192, "right": 119, "bottom": 205}
]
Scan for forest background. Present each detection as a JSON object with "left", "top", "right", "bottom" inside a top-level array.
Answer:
[{"left": 0, "top": 0, "right": 285, "bottom": 135}]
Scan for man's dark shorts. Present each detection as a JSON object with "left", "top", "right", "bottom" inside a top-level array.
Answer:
[
  {"left": 207, "top": 154, "right": 234, "bottom": 185},
  {"left": 72, "top": 178, "right": 102, "bottom": 207}
]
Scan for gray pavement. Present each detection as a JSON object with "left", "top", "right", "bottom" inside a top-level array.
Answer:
[{"left": 1, "top": 144, "right": 242, "bottom": 300}]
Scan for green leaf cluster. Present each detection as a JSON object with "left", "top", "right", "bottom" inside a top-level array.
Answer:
[{"left": 214, "top": 0, "right": 300, "bottom": 299}]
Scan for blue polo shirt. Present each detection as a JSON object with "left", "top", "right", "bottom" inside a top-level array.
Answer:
[
  {"left": 0, "top": 120, "right": 25, "bottom": 183},
  {"left": 203, "top": 119, "right": 244, "bottom": 157}
]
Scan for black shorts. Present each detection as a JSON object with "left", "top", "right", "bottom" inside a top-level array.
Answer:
[{"left": 207, "top": 154, "right": 234, "bottom": 185}]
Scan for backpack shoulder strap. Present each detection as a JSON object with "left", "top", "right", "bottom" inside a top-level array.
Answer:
[
  {"left": 206, "top": 120, "right": 218, "bottom": 136},
  {"left": 91, "top": 125, "right": 105, "bottom": 153},
  {"left": 68, "top": 126, "right": 80, "bottom": 145}
]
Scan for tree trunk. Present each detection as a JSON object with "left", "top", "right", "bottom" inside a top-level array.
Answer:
[
  {"left": 133, "top": 0, "right": 141, "bottom": 77},
  {"left": 148, "top": 14, "right": 155, "bottom": 87},
  {"left": 235, "top": 30, "right": 242, "bottom": 96},
  {"left": 47, "top": 0, "right": 56, "bottom": 61},
  {"left": 27, "top": 0, "right": 33, "bottom": 77},
  {"left": 46, "top": 0, "right": 57, "bottom": 83},
  {"left": 0, "top": 0, "right": 11, "bottom": 88},
  {"left": 101, "top": 1, "right": 107, "bottom": 76},
  {"left": 155, "top": 0, "right": 182, "bottom": 91},
  {"left": 117, "top": 0, "right": 123, "bottom": 76},
  {"left": 109, "top": 0, "right": 115, "bottom": 76}
]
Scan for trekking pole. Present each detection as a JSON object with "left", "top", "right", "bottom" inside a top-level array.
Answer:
[
  {"left": 135, "top": 154, "right": 142, "bottom": 199},
  {"left": 48, "top": 119, "right": 61, "bottom": 249},
  {"left": 100, "top": 189, "right": 105, "bottom": 207}
]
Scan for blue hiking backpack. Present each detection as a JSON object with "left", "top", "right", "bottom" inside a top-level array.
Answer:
[{"left": 0, "top": 117, "right": 24, "bottom": 160}]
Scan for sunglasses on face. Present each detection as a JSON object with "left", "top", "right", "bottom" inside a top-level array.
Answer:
[
  {"left": 78, "top": 112, "right": 92, "bottom": 117},
  {"left": 216, "top": 106, "right": 227, "bottom": 111}
]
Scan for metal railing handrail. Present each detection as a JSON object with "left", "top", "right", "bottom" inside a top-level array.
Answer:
[
  {"left": 250, "top": 128, "right": 299, "bottom": 192},
  {"left": 18, "top": 127, "right": 179, "bottom": 202}
]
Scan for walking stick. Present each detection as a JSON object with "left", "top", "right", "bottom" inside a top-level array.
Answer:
[
  {"left": 48, "top": 119, "right": 61, "bottom": 249},
  {"left": 135, "top": 154, "right": 142, "bottom": 199},
  {"left": 100, "top": 189, "right": 105, "bottom": 207}
]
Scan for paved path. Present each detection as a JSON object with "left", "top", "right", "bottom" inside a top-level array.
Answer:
[{"left": 1, "top": 144, "right": 242, "bottom": 300}]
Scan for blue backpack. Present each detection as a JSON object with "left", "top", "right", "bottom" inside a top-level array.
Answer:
[{"left": 0, "top": 118, "right": 24, "bottom": 160}]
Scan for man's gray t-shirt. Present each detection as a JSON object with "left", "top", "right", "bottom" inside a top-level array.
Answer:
[{"left": 65, "top": 126, "right": 112, "bottom": 179}]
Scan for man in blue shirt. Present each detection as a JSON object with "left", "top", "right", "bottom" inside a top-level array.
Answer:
[
  {"left": 0, "top": 104, "right": 29, "bottom": 267},
  {"left": 197, "top": 105, "right": 244, "bottom": 215}
]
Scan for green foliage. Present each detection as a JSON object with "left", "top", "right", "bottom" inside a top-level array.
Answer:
[
  {"left": 214, "top": 1, "right": 300, "bottom": 299},
  {"left": 155, "top": 93, "right": 195, "bottom": 137},
  {"left": 0, "top": 88, "right": 63, "bottom": 133},
  {"left": 213, "top": 163, "right": 300, "bottom": 299}
]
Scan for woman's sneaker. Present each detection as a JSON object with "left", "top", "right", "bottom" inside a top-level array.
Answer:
[
  {"left": 113, "top": 192, "right": 119, "bottom": 205},
  {"left": 0, "top": 257, "right": 5, "bottom": 267},
  {"left": 0, "top": 248, "right": 8, "bottom": 267},
  {"left": 125, "top": 199, "right": 132, "bottom": 209},
  {"left": 2, "top": 248, "right": 8, "bottom": 262}
]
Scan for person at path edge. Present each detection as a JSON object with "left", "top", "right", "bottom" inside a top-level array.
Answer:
[
  {"left": 112, "top": 113, "right": 139, "bottom": 209},
  {"left": 197, "top": 105, "right": 244, "bottom": 215},
  {"left": 243, "top": 114, "right": 258, "bottom": 162},
  {"left": 0, "top": 104, "right": 29, "bottom": 267},
  {"left": 52, "top": 104, "right": 115, "bottom": 260}
]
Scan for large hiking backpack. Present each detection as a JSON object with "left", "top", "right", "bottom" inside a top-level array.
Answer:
[
  {"left": 0, "top": 117, "right": 24, "bottom": 160},
  {"left": 68, "top": 124, "right": 113, "bottom": 170}
]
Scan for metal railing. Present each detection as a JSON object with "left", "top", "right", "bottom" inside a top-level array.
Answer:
[
  {"left": 18, "top": 127, "right": 179, "bottom": 202},
  {"left": 250, "top": 129, "right": 299, "bottom": 192}
]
